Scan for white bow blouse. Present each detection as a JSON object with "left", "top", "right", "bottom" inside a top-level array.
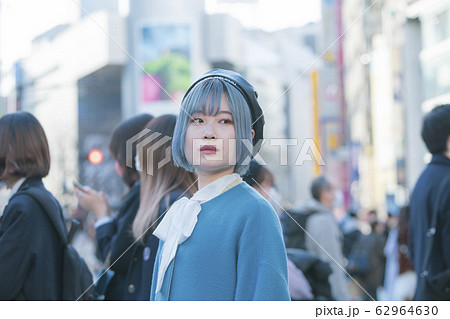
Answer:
[{"left": 153, "top": 173, "right": 242, "bottom": 294}]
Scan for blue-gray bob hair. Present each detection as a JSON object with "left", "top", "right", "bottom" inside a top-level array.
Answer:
[{"left": 172, "top": 69, "right": 263, "bottom": 175}]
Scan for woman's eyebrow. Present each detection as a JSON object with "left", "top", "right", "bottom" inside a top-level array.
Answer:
[
  {"left": 217, "top": 111, "right": 232, "bottom": 116},
  {"left": 191, "top": 111, "right": 232, "bottom": 116}
]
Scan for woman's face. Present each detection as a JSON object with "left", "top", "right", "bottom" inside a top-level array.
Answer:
[{"left": 184, "top": 94, "right": 237, "bottom": 174}]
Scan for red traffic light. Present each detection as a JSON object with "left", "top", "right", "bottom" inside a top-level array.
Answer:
[{"left": 88, "top": 149, "right": 103, "bottom": 165}]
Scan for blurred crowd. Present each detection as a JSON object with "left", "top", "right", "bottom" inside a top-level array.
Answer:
[
  {"left": 0, "top": 87, "right": 448, "bottom": 300},
  {"left": 67, "top": 105, "right": 449, "bottom": 301}
]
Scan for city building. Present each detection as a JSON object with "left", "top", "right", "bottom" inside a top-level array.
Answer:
[
  {"left": 404, "top": 0, "right": 450, "bottom": 186},
  {"left": 14, "top": 2, "right": 127, "bottom": 208},
  {"left": 1, "top": 0, "right": 322, "bottom": 210}
]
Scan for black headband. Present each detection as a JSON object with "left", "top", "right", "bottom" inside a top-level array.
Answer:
[{"left": 183, "top": 69, "right": 265, "bottom": 155}]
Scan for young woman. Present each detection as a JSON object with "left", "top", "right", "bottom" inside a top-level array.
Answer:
[
  {"left": 0, "top": 112, "right": 64, "bottom": 300},
  {"left": 74, "top": 113, "right": 153, "bottom": 300},
  {"left": 150, "top": 69, "right": 290, "bottom": 301},
  {"left": 124, "top": 114, "right": 197, "bottom": 300}
]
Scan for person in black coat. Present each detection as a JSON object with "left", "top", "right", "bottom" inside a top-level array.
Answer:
[
  {"left": 125, "top": 115, "right": 197, "bottom": 300},
  {"left": 0, "top": 112, "right": 63, "bottom": 300},
  {"left": 74, "top": 113, "right": 153, "bottom": 300},
  {"left": 409, "top": 104, "right": 450, "bottom": 300}
]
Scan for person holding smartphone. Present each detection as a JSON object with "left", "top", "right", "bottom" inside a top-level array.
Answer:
[{"left": 74, "top": 113, "right": 153, "bottom": 300}]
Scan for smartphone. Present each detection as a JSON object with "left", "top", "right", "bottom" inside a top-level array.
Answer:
[{"left": 73, "top": 181, "right": 86, "bottom": 192}]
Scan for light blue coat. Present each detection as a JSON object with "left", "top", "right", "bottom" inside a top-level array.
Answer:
[{"left": 150, "top": 182, "right": 290, "bottom": 301}]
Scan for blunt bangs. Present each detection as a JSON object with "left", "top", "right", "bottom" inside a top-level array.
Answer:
[{"left": 172, "top": 78, "right": 253, "bottom": 175}]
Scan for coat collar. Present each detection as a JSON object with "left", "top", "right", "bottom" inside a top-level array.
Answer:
[
  {"left": 430, "top": 154, "right": 450, "bottom": 167},
  {"left": 8, "top": 177, "right": 26, "bottom": 200},
  {"left": 8, "top": 177, "right": 43, "bottom": 200},
  {"left": 2, "top": 178, "right": 44, "bottom": 218}
]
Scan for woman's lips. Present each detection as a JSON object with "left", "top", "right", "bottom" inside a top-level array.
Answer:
[{"left": 200, "top": 145, "right": 217, "bottom": 154}]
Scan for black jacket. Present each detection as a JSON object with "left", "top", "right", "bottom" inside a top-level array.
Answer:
[
  {"left": 0, "top": 178, "right": 64, "bottom": 300},
  {"left": 409, "top": 154, "right": 450, "bottom": 300},
  {"left": 123, "top": 188, "right": 185, "bottom": 300},
  {"left": 95, "top": 180, "right": 141, "bottom": 300}
]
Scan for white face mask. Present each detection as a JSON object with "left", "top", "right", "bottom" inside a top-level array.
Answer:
[
  {"left": 267, "top": 187, "right": 283, "bottom": 217},
  {"left": 135, "top": 153, "right": 141, "bottom": 172},
  {"left": 268, "top": 187, "right": 281, "bottom": 203},
  {"left": 332, "top": 190, "right": 343, "bottom": 208}
]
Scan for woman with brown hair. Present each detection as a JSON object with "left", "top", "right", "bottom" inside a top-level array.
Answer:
[
  {"left": 0, "top": 112, "right": 63, "bottom": 300},
  {"left": 74, "top": 113, "right": 153, "bottom": 300},
  {"left": 124, "top": 114, "right": 197, "bottom": 300}
]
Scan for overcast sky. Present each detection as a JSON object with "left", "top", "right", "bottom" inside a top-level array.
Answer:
[
  {"left": 206, "top": 0, "right": 321, "bottom": 31},
  {"left": 0, "top": 0, "right": 321, "bottom": 71}
]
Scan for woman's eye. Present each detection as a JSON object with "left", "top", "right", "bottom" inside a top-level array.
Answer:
[
  {"left": 191, "top": 118, "right": 203, "bottom": 124},
  {"left": 219, "top": 119, "right": 233, "bottom": 124}
]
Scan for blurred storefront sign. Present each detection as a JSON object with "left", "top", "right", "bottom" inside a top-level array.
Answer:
[{"left": 136, "top": 23, "right": 192, "bottom": 112}]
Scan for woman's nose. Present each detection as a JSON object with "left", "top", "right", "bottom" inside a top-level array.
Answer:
[
  {"left": 204, "top": 132, "right": 215, "bottom": 139},
  {"left": 203, "top": 124, "right": 216, "bottom": 139}
]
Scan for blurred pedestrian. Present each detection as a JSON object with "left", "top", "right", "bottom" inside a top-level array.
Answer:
[
  {"left": 392, "top": 205, "right": 416, "bottom": 300},
  {"left": 125, "top": 114, "right": 197, "bottom": 300},
  {"left": 383, "top": 211, "right": 399, "bottom": 300},
  {"left": 74, "top": 113, "right": 153, "bottom": 300},
  {"left": 242, "top": 159, "right": 283, "bottom": 216},
  {"left": 362, "top": 219, "right": 386, "bottom": 300},
  {"left": 242, "top": 159, "right": 273, "bottom": 200},
  {"left": 0, "top": 112, "right": 64, "bottom": 300},
  {"left": 150, "top": 69, "right": 290, "bottom": 300},
  {"left": 409, "top": 104, "right": 450, "bottom": 300},
  {"left": 295, "top": 176, "right": 351, "bottom": 300},
  {"left": 341, "top": 209, "right": 362, "bottom": 258}
]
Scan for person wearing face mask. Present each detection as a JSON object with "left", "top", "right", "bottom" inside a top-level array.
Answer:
[
  {"left": 294, "top": 176, "right": 351, "bottom": 301},
  {"left": 242, "top": 160, "right": 283, "bottom": 216}
]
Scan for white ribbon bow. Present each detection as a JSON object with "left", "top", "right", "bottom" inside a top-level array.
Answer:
[{"left": 153, "top": 173, "right": 242, "bottom": 294}]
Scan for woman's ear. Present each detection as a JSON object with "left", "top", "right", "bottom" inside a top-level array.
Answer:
[{"left": 251, "top": 129, "right": 255, "bottom": 139}]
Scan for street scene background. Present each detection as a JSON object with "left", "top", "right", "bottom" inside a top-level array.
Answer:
[{"left": 0, "top": 0, "right": 446, "bottom": 301}]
